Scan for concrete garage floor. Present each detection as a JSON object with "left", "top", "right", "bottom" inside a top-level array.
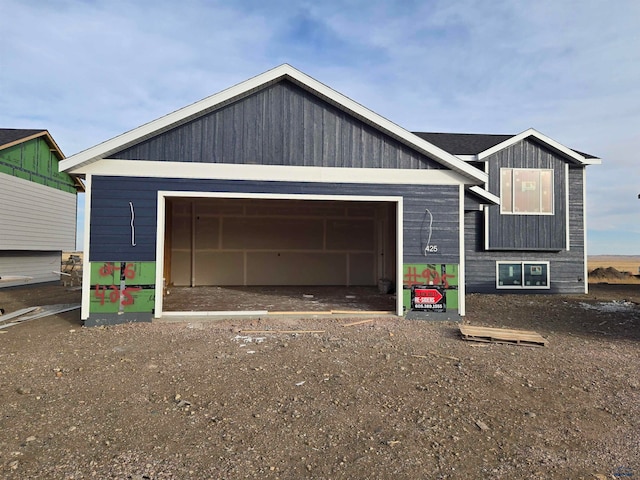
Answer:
[{"left": 162, "top": 285, "right": 397, "bottom": 313}]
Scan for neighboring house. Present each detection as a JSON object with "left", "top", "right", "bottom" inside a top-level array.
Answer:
[
  {"left": 59, "top": 65, "right": 600, "bottom": 326},
  {"left": 0, "top": 129, "right": 81, "bottom": 287},
  {"left": 414, "top": 132, "right": 600, "bottom": 294}
]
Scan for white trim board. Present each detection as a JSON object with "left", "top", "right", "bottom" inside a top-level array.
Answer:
[
  {"left": 582, "top": 168, "right": 588, "bottom": 294},
  {"left": 74, "top": 159, "right": 471, "bottom": 186},
  {"left": 478, "top": 128, "right": 601, "bottom": 165},
  {"left": 458, "top": 185, "right": 466, "bottom": 316},
  {"left": 60, "top": 64, "right": 487, "bottom": 184},
  {"left": 154, "top": 191, "right": 405, "bottom": 318},
  {"left": 80, "top": 175, "right": 92, "bottom": 320},
  {"left": 565, "top": 163, "right": 570, "bottom": 251}
]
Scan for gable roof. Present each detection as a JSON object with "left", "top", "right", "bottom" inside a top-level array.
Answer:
[
  {"left": 0, "top": 128, "right": 85, "bottom": 192},
  {"left": 59, "top": 64, "right": 488, "bottom": 185},
  {"left": 413, "top": 129, "right": 601, "bottom": 165},
  {"left": 0, "top": 128, "right": 65, "bottom": 158}
]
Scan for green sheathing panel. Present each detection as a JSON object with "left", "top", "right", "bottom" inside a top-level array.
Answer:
[
  {"left": 90, "top": 262, "right": 156, "bottom": 314},
  {"left": 0, "top": 138, "right": 77, "bottom": 193},
  {"left": 402, "top": 264, "right": 459, "bottom": 314}
]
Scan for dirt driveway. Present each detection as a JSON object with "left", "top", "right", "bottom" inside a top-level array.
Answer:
[{"left": 0, "top": 283, "right": 638, "bottom": 479}]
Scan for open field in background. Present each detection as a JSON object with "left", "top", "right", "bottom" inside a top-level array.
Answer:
[
  {"left": 588, "top": 255, "right": 640, "bottom": 274},
  {"left": 588, "top": 256, "right": 640, "bottom": 273},
  {"left": 588, "top": 255, "right": 640, "bottom": 284}
]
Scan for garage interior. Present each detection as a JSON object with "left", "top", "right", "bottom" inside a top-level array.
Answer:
[{"left": 161, "top": 197, "right": 397, "bottom": 313}]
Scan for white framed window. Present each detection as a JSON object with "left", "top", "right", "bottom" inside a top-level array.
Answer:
[
  {"left": 496, "top": 261, "right": 550, "bottom": 289},
  {"left": 500, "top": 168, "right": 553, "bottom": 214}
]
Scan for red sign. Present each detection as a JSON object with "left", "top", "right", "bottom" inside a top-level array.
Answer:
[{"left": 414, "top": 288, "right": 443, "bottom": 305}]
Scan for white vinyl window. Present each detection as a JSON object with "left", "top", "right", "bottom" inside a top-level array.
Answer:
[
  {"left": 500, "top": 168, "right": 553, "bottom": 214},
  {"left": 496, "top": 261, "right": 550, "bottom": 289}
]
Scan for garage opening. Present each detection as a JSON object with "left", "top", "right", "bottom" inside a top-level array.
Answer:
[{"left": 158, "top": 195, "right": 399, "bottom": 315}]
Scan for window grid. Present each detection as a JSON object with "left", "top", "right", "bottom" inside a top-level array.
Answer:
[
  {"left": 500, "top": 168, "right": 554, "bottom": 215},
  {"left": 496, "top": 261, "right": 550, "bottom": 289}
]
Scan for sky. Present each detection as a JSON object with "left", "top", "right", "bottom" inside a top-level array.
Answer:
[{"left": 1, "top": 0, "right": 639, "bottom": 255}]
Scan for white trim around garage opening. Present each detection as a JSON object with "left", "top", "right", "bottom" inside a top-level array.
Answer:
[
  {"left": 154, "top": 190, "right": 405, "bottom": 318},
  {"left": 80, "top": 174, "right": 93, "bottom": 320},
  {"left": 458, "top": 184, "right": 466, "bottom": 316}
]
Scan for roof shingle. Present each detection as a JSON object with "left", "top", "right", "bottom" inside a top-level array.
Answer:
[{"left": 0, "top": 128, "right": 46, "bottom": 148}]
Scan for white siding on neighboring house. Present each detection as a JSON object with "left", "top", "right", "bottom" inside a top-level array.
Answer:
[
  {"left": 0, "top": 172, "right": 76, "bottom": 251},
  {"left": 0, "top": 251, "right": 61, "bottom": 287}
]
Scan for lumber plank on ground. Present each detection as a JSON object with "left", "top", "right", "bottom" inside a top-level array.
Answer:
[
  {"left": 268, "top": 311, "right": 332, "bottom": 315},
  {"left": 240, "top": 330, "right": 325, "bottom": 334},
  {"left": 341, "top": 319, "right": 374, "bottom": 327},
  {"left": 459, "top": 325, "right": 548, "bottom": 347},
  {"left": 331, "top": 310, "right": 394, "bottom": 315}
]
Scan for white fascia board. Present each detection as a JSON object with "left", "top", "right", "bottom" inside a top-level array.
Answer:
[
  {"left": 456, "top": 155, "right": 478, "bottom": 162},
  {"left": 468, "top": 185, "right": 500, "bottom": 205},
  {"left": 75, "top": 159, "right": 471, "bottom": 185},
  {"left": 60, "top": 64, "right": 487, "bottom": 184},
  {"left": 284, "top": 69, "right": 487, "bottom": 183},
  {"left": 477, "top": 128, "right": 601, "bottom": 165},
  {"left": 60, "top": 65, "right": 294, "bottom": 172}
]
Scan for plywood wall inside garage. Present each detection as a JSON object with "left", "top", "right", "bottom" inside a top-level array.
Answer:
[{"left": 168, "top": 198, "right": 394, "bottom": 286}]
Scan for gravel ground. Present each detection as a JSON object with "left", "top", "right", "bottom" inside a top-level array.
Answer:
[{"left": 0, "top": 282, "right": 638, "bottom": 479}]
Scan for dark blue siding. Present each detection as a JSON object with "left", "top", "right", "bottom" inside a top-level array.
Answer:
[
  {"left": 465, "top": 164, "right": 587, "bottom": 294},
  {"left": 110, "top": 81, "right": 443, "bottom": 171},
  {"left": 486, "top": 138, "right": 567, "bottom": 250},
  {"left": 89, "top": 176, "right": 460, "bottom": 265}
]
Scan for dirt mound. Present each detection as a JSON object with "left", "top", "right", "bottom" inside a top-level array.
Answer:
[{"left": 589, "top": 266, "right": 633, "bottom": 280}]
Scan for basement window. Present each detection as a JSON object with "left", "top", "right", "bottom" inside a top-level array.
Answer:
[
  {"left": 500, "top": 168, "right": 553, "bottom": 214},
  {"left": 496, "top": 261, "right": 550, "bottom": 289}
]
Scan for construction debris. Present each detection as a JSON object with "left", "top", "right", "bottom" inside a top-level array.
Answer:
[
  {"left": 58, "top": 254, "right": 82, "bottom": 287},
  {"left": 0, "top": 275, "right": 33, "bottom": 284},
  {"left": 341, "top": 319, "right": 374, "bottom": 327},
  {"left": 240, "top": 330, "right": 325, "bottom": 334},
  {"left": 0, "top": 304, "right": 80, "bottom": 330},
  {"left": 460, "top": 325, "right": 548, "bottom": 347}
]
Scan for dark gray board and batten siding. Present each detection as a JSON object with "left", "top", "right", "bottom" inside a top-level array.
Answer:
[
  {"left": 89, "top": 176, "right": 461, "bottom": 268},
  {"left": 110, "top": 80, "right": 444, "bottom": 171},
  {"left": 465, "top": 161, "right": 586, "bottom": 294},
  {"left": 486, "top": 138, "right": 567, "bottom": 251}
]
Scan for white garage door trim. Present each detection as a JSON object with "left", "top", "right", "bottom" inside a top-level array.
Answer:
[{"left": 154, "top": 190, "right": 404, "bottom": 317}]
